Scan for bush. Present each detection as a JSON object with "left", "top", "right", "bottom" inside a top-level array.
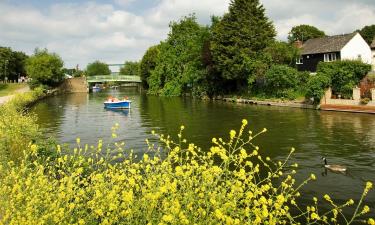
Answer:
[
  {"left": 0, "top": 121, "right": 373, "bottom": 224},
  {"left": 264, "top": 65, "right": 308, "bottom": 99},
  {"left": 317, "top": 60, "right": 371, "bottom": 98},
  {"left": 305, "top": 74, "right": 331, "bottom": 103}
]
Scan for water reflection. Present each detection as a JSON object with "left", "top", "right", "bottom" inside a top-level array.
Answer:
[{"left": 30, "top": 89, "right": 375, "bottom": 218}]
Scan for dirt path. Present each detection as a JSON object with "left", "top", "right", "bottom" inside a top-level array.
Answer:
[{"left": 0, "top": 86, "right": 30, "bottom": 105}]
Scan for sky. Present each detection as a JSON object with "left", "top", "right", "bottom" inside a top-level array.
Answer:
[{"left": 1, "top": 0, "right": 375, "bottom": 69}]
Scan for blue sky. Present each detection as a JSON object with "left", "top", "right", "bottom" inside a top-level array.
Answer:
[{"left": 1, "top": 0, "right": 375, "bottom": 69}]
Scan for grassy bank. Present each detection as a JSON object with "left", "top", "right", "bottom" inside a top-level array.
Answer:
[
  {"left": 0, "top": 87, "right": 46, "bottom": 164},
  {"left": 0, "top": 83, "right": 28, "bottom": 97},
  {"left": 0, "top": 92, "right": 373, "bottom": 224}
]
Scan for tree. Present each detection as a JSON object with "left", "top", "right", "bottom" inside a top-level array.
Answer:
[
  {"left": 288, "top": 24, "right": 325, "bottom": 43},
  {"left": 264, "top": 41, "right": 300, "bottom": 67},
  {"left": 26, "top": 48, "right": 64, "bottom": 87},
  {"left": 0, "top": 47, "right": 13, "bottom": 82},
  {"left": 119, "top": 61, "right": 140, "bottom": 75},
  {"left": 358, "top": 25, "right": 375, "bottom": 45},
  {"left": 148, "top": 15, "right": 210, "bottom": 96},
  {"left": 11, "top": 51, "right": 28, "bottom": 81},
  {"left": 86, "top": 60, "right": 111, "bottom": 76},
  {"left": 211, "top": 0, "right": 276, "bottom": 90},
  {"left": 139, "top": 45, "right": 160, "bottom": 88}
]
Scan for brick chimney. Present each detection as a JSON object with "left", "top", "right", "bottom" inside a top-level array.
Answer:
[{"left": 294, "top": 40, "right": 303, "bottom": 49}]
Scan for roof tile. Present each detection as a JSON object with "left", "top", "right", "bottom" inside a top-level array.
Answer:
[{"left": 301, "top": 33, "right": 357, "bottom": 55}]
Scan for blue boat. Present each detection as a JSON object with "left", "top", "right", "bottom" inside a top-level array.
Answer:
[
  {"left": 104, "top": 98, "right": 131, "bottom": 109},
  {"left": 92, "top": 84, "right": 101, "bottom": 92}
]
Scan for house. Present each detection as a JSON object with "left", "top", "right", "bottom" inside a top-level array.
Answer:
[
  {"left": 371, "top": 38, "right": 375, "bottom": 70},
  {"left": 296, "top": 32, "right": 372, "bottom": 72}
]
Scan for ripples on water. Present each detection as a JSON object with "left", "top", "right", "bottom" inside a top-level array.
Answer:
[{"left": 31, "top": 88, "right": 375, "bottom": 218}]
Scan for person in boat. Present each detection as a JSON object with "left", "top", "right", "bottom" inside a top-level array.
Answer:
[{"left": 123, "top": 96, "right": 129, "bottom": 100}]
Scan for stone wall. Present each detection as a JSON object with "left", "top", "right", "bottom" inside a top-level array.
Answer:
[
  {"left": 321, "top": 87, "right": 375, "bottom": 105},
  {"left": 60, "top": 77, "right": 88, "bottom": 93}
]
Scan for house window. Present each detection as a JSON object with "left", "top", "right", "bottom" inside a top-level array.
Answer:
[
  {"left": 296, "top": 57, "right": 303, "bottom": 64},
  {"left": 324, "top": 53, "right": 337, "bottom": 62}
]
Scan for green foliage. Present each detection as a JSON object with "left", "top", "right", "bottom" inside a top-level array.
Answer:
[
  {"left": 317, "top": 60, "right": 371, "bottom": 98},
  {"left": 86, "top": 60, "right": 111, "bottom": 76},
  {"left": 306, "top": 60, "right": 371, "bottom": 102},
  {"left": 0, "top": 88, "right": 45, "bottom": 164},
  {"left": 139, "top": 45, "right": 160, "bottom": 88},
  {"left": 120, "top": 61, "right": 140, "bottom": 75},
  {"left": 211, "top": 0, "right": 276, "bottom": 87},
  {"left": 0, "top": 47, "right": 28, "bottom": 82},
  {"left": 147, "top": 15, "right": 209, "bottom": 96},
  {"left": 25, "top": 49, "right": 64, "bottom": 87},
  {"left": 358, "top": 24, "right": 375, "bottom": 45},
  {"left": 288, "top": 24, "right": 325, "bottom": 43},
  {"left": 305, "top": 74, "right": 331, "bottom": 103},
  {"left": 264, "top": 65, "right": 307, "bottom": 99},
  {"left": 264, "top": 41, "right": 300, "bottom": 67}
]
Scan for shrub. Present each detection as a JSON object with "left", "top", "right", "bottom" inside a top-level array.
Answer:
[
  {"left": 317, "top": 60, "right": 371, "bottom": 98},
  {"left": 264, "top": 65, "right": 308, "bottom": 99},
  {"left": 305, "top": 74, "right": 331, "bottom": 103},
  {"left": 0, "top": 121, "right": 373, "bottom": 224},
  {"left": 360, "top": 98, "right": 370, "bottom": 105}
]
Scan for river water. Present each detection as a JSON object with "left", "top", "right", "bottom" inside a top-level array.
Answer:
[{"left": 31, "top": 87, "right": 375, "bottom": 218}]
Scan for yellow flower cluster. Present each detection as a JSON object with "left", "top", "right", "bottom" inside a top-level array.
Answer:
[{"left": 0, "top": 117, "right": 374, "bottom": 224}]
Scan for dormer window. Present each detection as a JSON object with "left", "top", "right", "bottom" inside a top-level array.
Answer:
[{"left": 324, "top": 53, "right": 337, "bottom": 62}]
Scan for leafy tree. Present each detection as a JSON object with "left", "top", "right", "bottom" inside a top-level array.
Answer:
[
  {"left": 0, "top": 47, "right": 13, "bottom": 82},
  {"left": 288, "top": 24, "right": 325, "bottom": 43},
  {"left": 0, "top": 47, "right": 28, "bottom": 82},
  {"left": 264, "top": 41, "right": 300, "bottom": 67},
  {"left": 139, "top": 45, "right": 160, "bottom": 88},
  {"left": 86, "top": 60, "right": 111, "bottom": 76},
  {"left": 26, "top": 48, "right": 64, "bottom": 87},
  {"left": 120, "top": 61, "right": 140, "bottom": 75},
  {"left": 358, "top": 24, "right": 375, "bottom": 45},
  {"left": 211, "top": 0, "right": 276, "bottom": 90},
  {"left": 11, "top": 51, "right": 28, "bottom": 81},
  {"left": 148, "top": 15, "right": 210, "bottom": 96}
]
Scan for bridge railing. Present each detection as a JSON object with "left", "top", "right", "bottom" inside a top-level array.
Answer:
[{"left": 86, "top": 75, "right": 141, "bottom": 83}]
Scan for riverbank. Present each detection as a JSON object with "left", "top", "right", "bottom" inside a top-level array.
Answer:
[
  {"left": 0, "top": 85, "right": 30, "bottom": 105},
  {"left": 221, "top": 97, "right": 316, "bottom": 109}
]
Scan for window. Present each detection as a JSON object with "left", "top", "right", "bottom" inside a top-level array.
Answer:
[
  {"left": 296, "top": 57, "right": 303, "bottom": 64},
  {"left": 324, "top": 53, "right": 337, "bottom": 62}
]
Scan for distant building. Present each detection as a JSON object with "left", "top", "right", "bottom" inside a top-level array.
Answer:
[
  {"left": 371, "top": 38, "right": 375, "bottom": 71},
  {"left": 296, "top": 33, "right": 372, "bottom": 72}
]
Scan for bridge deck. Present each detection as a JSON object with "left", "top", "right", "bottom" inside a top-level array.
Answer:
[{"left": 87, "top": 75, "right": 141, "bottom": 83}]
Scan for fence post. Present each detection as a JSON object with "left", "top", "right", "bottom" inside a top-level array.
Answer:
[{"left": 352, "top": 87, "right": 361, "bottom": 101}]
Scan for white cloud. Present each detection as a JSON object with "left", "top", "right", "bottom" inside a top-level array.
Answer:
[{"left": 0, "top": 0, "right": 374, "bottom": 69}]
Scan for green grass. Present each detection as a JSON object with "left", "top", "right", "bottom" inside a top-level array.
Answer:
[{"left": 0, "top": 83, "right": 27, "bottom": 97}]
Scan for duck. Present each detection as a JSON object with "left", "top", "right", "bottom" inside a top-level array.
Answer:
[{"left": 322, "top": 157, "right": 347, "bottom": 172}]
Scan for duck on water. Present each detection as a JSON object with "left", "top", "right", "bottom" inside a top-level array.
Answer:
[{"left": 322, "top": 157, "right": 347, "bottom": 172}]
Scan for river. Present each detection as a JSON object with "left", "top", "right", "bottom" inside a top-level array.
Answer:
[{"left": 31, "top": 87, "right": 375, "bottom": 218}]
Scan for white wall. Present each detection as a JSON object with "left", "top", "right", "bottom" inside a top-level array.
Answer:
[
  {"left": 341, "top": 33, "right": 372, "bottom": 64},
  {"left": 372, "top": 49, "right": 375, "bottom": 71}
]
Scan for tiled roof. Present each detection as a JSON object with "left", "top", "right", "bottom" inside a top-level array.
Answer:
[
  {"left": 301, "top": 33, "right": 357, "bottom": 55},
  {"left": 371, "top": 38, "right": 375, "bottom": 49}
]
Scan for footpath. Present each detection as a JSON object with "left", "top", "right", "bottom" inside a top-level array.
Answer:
[{"left": 0, "top": 86, "right": 30, "bottom": 105}]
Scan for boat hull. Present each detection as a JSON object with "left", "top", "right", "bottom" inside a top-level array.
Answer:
[{"left": 104, "top": 100, "right": 131, "bottom": 109}]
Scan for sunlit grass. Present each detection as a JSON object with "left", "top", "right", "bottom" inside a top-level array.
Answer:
[{"left": 0, "top": 83, "right": 27, "bottom": 97}]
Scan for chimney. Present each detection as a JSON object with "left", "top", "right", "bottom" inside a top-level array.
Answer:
[{"left": 294, "top": 40, "right": 303, "bottom": 49}]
